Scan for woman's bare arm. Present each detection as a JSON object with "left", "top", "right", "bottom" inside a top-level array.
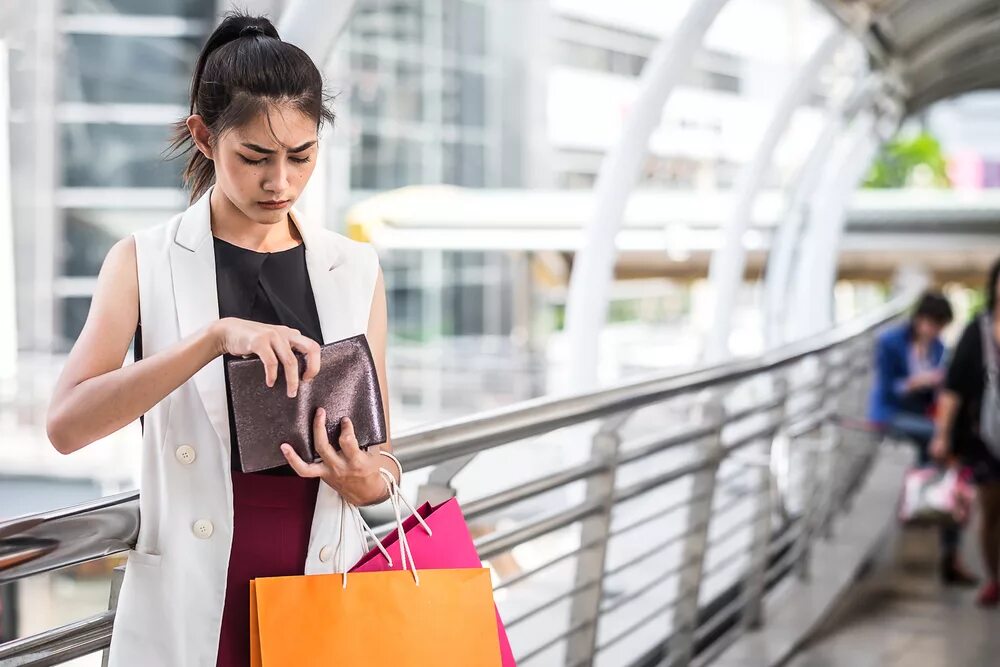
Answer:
[
  {"left": 931, "top": 389, "right": 960, "bottom": 460},
  {"left": 46, "top": 236, "right": 220, "bottom": 454}
]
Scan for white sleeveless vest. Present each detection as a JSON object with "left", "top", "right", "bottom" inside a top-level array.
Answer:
[{"left": 107, "top": 186, "right": 379, "bottom": 666}]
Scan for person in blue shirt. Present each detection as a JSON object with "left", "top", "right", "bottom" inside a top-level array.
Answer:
[{"left": 869, "top": 290, "right": 975, "bottom": 585}]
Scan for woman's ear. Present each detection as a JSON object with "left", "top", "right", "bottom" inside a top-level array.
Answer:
[{"left": 186, "top": 114, "right": 215, "bottom": 160}]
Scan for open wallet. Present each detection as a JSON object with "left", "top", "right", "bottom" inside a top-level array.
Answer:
[{"left": 226, "top": 333, "right": 387, "bottom": 473}]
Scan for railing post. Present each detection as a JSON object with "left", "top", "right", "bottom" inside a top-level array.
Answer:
[
  {"left": 794, "top": 354, "right": 836, "bottom": 578},
  {"left": 416, "top": 453, "right": 473, "bottom": 504},
  {"left": 100, "top": 565, "right": 125, "bottom": 667},
  {"left": 741, "top": 375, "right": 786, "bottom": 630},
  {"left": 667, "top": 394, "right": 724, "bottom": 667},
  {"left": 566, "top": 413, "right": 629, "bottom": 665},
  {"left": 795, "top": 440, "right": 820, "bottom": 581},
  {"left": 842, "top": 338, "right": 875, "bottom": 500},
  {"left": 816, "top": 351, "right": 841, "bottom": 540}
]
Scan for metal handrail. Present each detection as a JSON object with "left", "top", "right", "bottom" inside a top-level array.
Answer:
[
  {"left": 0, "top": 290, "right": 913, "bottom": 666},
  {"left": 0, "top": 292, "right": 907, "bottom": 584}
]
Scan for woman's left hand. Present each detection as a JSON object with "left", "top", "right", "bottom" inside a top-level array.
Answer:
[{"left": 280, "top": 408, "right": 390, "bottom": 506}]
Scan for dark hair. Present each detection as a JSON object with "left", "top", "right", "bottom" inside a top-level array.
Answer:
[
  {"left": 987, "top": 257, "right": 1000, "bottom": 315},
  {"left": 910, "top": 290, "right": 953, "bottom": 330},
  {"left": 165, "top": 10, "right": 335, "bottom": 203}
]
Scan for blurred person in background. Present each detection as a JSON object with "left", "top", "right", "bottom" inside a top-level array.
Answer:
[
  {"left": 870, "top": 290, "right": 976, "bottom": 586},
  {"left": 933, "top": 258, "right": 1000, "bottom": 606}
]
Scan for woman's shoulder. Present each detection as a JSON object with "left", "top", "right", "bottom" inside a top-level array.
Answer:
[
  {"left": 959, "top": 315, "right": 984, "bottom": 341},
  {"left": 313, "top": 227, "right": 379, "bottom": 270},
  {"left": 132, "top": 211, "right": 186, "bottom": 249}
]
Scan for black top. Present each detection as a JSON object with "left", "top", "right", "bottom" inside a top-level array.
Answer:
[
  {"left": 214, "top": 236, "right": 324, "bottom": 475},
  {"left": 945, "top": 315, "right": 1000, "bottom": 480},
  {"left": 134, "top": 235, "right": 324, "bottom": 476}
]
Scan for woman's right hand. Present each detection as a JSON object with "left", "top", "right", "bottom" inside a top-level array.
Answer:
[{"left": 210, "top": 317, "right": 321, "bottom": 398}]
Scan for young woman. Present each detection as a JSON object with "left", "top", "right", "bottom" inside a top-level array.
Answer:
[
  {"left": 933, "top": 258, "right": 1000, "bottom": 606},
  {"left": 45, "top": 13, "right": 396, "bottom": 666}
]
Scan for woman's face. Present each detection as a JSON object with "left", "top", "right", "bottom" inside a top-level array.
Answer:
[
  {"left": 192, "top": 103, "right": 319, "bottom": 225},
  {"left": 913, "top": 316, "right": 945, "bottom": 342}
]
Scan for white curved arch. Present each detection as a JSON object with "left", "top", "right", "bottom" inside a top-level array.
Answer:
[
  {"left": 788, "top": 110, "right": 884, "bottom": 338},
  {"left": 561, "top": 0, "right": 731, "bottom": 392},
  {"left": 763, "top": 75, "right": 881, "bottom": 346},
  {"left": 702, "top": 27, "right": 846, "bottom": 361},
  {"left": 277, "top": 0, "right": 356, "bottom": 67},
  {"left": 276, "top": 0, "right": 357, "bottom": 228}
]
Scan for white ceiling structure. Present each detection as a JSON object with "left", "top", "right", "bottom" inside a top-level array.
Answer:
[{"left": 820, "top": 0, "right": 1000, "bottom": 112}]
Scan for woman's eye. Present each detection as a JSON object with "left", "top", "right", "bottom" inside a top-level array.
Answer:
[
  {"left": 239, "top": 155, "right": 266, "bottom": 165},
  {"left": 291, "top": 156, "right": 312, "bottom": 164}
]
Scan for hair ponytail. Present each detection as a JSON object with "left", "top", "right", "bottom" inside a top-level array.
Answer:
[{"left": 164, "top": 10, "right": 334, "bottom": 204}]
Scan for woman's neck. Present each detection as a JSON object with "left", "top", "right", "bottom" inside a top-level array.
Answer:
[{"left": 209, "top": 187, "right": 301, "bottom": 251}]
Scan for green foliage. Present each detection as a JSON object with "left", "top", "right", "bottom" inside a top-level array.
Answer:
[{"left": 864, "top": 130, "right": 951, "bottom": 189}]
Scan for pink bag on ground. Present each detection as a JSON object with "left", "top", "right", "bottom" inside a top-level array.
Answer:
[
  {"left": 351, "top": 498, "right": 516, "bottom": 666},
  {"left": 898, "top": 465, "right": 975, "bottom": 525}
]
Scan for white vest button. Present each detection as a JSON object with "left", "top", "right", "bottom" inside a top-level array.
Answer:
[
  {"left": 319, "top": 544, "right": 333, "bottom": 562},
  {"left": 192, "top": 519, "right": 214, "bottom": 539},
  {"left": 175, "top": 445, "right": 197, "bottom": 465}
]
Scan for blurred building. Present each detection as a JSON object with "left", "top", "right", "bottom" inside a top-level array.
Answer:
[
  {"left": 3, "top": 0, "right": 840, "bottom": 357},
  {"left": 543, "top": 0, "right": 831, "bottom": 191},
  {"left": 4, "top": 0, "right": 519, "bottom": 355},
  {"left": 4, "top": 0, "right": 212, "bottom": 355}
]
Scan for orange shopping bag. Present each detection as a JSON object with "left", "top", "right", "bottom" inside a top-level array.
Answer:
[
  {"left": 250, "top": 567, "right": 502, "bottom": 666},
  {"left": 251, "top": 457, "right": 504, "bottom": 666}
]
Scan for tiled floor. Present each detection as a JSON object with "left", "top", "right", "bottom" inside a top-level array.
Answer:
[{"left": 788, "top": 523, "right": 999, "bottom": 667}]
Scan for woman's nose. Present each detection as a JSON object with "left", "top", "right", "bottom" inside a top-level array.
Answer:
[{"left": 263, "top": 161, "right": 290, "bottom": 193}]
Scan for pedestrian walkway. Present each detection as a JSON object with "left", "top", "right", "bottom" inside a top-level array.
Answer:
[{"left": 788, "top": 522, "right": 999, "bottom": 667}]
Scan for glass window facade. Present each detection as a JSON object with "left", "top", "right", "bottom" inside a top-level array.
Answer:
[
  {"left": 344, "top": 0, "right": 496, "bottom": 190},
  {"left": 557, "top": 39, "right": 742, "bottom": 94},
  {"left": 350, "top": 0, "right": 424, "bottom": 44},
  {"left": 442, "top": 68, "right": 485, "bottom": 127},
  {"left": 60, "top": 34, "right": 199, "bottom": 105},
  {"left": 54, "top": 2, "right": 210, "bottom": 345},
  {"left": 60, "top": 297, "right": 92, "bottom": 350},
  {"left": 62, "top": 209, "right": 173, "bottom": 276},
  {"left": 61, "top": 123, "right": 182, "bottom": 188},
  {"left": 442, "top": 0, "right": 486, "bottom": 58},
  {"left": 381, "top": 249, "right": 515, "bottom": 342},
  {"left": 351, "top": 133, "right": 425, "bottom": 190},
  {"left": 443, "top": 141, "right": 485, "bottom": 187},
  {"left": 62, "top": 0, "right": 213, "bottom": 18}
]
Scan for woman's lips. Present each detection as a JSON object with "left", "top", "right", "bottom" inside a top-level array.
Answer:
[{"left": 258, "top": 200, "right": 289, "bottom": 210}]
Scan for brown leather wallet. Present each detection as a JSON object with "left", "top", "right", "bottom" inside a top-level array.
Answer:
[{"left": 226, "top": 333, "right": 387, "bottom": 473}]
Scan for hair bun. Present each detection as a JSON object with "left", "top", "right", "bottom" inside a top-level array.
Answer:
[{"left": 239, "top": 24, "right": 268, "bottom": 38}]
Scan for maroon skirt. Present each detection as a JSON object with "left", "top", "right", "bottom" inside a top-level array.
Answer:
[{"left": 215, "top": 471, "right": 320, "bottom": 667}]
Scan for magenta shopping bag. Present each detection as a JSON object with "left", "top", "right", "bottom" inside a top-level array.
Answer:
[{"left": 351, "top": 497, "right": 516, "bottom": 666}]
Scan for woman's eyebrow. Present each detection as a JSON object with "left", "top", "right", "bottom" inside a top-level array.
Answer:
[{"left": 241, "top": 141, "right": 317, "bottom": 154}]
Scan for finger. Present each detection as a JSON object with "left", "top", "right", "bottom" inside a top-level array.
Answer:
[
  {"left": 313, "top": 408, "right": 347, "bottom": 469},
  {"left": 289, "top": 335, "right": 322, "bottom": 382},
  {"left": 254, "top": 341, "right": 280, "bottom": 388},
  {"left": 272, "top": 334, "right": 300, "bottom": 398},
  {"left": 337, "top": 416, "right": 364, "bottom": 462},
  {"left": 280, "top": 443, "right": 326, "bottom": 478}
]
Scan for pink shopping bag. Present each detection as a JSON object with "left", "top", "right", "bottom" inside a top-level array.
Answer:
[{"left": 351, "top": 497, "right": 516, "bottom": 666}]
